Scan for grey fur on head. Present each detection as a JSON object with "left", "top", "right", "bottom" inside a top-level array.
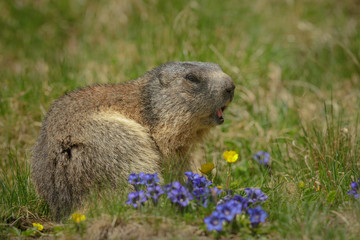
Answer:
[{"left": 31, "top": 61, "right": 235, "bottom": 221}]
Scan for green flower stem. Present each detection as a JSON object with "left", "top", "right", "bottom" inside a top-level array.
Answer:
[{"left": 226, "top": 163, "right": 232, "bottom": 190}]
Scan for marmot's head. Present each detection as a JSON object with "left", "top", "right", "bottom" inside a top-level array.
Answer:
[{"left": 142, "top": 61, "right": 235, "bottom": 129}]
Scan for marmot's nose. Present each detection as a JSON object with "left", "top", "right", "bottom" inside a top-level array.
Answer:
[
  {"left": 226, "top": 84, "right": 235, "bottom": 94},
  {"left": 223, "top": 78, "right": 235, "bottom": 101},
  {"left": 224, "top": 78, "right": 235, "bottom": 95}
]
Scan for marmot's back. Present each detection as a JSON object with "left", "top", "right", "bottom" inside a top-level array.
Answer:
[
  {"left": 31, "top": 61, "right": 235, "bottom": 221},
  {"left": 44, "top": 82, "right": 144, "bottom": 141}
]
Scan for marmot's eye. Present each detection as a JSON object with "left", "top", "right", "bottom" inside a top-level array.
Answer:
[{"left": 185, "top": 73, "right": 200, "bottom": 83}]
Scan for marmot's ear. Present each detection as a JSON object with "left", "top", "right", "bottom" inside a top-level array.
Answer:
[{"left": 157, "top": 71, "right": 168, "bottom": 87}]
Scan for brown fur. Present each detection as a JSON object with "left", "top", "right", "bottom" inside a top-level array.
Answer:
[{"left": 31, "top": 61, "right": 234, "bottom": 221}]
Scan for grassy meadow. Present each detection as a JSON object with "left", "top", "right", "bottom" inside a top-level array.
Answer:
[{"left": 1, "top": 0, "right": 360, "bottom": 239}]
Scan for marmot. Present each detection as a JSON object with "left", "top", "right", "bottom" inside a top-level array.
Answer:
[{"left": 31, "top": 61, "right": 235, "bottom": 221}]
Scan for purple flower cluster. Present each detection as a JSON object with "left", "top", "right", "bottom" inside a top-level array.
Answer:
[
  {"left": 247, "top": 206, "right": 268, "bottom": 228},
  {"left": 128, "top": 172, "right": 160, "bottom": 190},
  {"left": 126, "top": 172, "right": 223, "bottom": 209},
  {"left": 253, "top": 151, "right": 270, "bottom": 166},
  {"left": 166, "top": 182, "right": 193, "bottom": 207},
  {"left": 126, "top": 190, "right": 147, "bottom": 208},
  {"left": 204, "top": 189, "right": 268, "bottom": 231},
  {"left": 184, "top": 171, "right": 221, "bottom": 207},
  {"left": 245, "top": 188, "right": 269, "bottom": 203},
  {"left": 146, "top": 185, "right": 165, "bottom": 205},
  {"left": 204, "top": 210, "right": 223, "bottom": 231},
  {"left": 204, "top": 199, "right": 244, "bottom": 231},
  {"left": 185, "top": 172, "right": 212, "bottom": 189},
  {"left": 126, "top": 172, "right": 269, "bottom": 232},
  {"left": 126, "top": 172, "right": 163, "bottom": 208},
  {"left": 347, "top": 178, "right": 360, "bottom": 199}
]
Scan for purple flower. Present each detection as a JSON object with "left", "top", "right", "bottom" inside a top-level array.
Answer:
[
  {"left": 228, "top": 200, "right": 243, "bottom": 215},
  {"left": 192, "top": 187, "right": 211, "bottom": 207},
  {"left": 245, "top": 188, "right": 268, "bottom": 204},
  {"left": 165, "top": 181, "right": 182, "bottom": 192},
  {"left": 193, "top": 176, "right": 212, "bottom": 189},
  {"left": 167, "top": 185, "right": 193, "bottom": 207},
  {"left": 216, "top": 200, "right": 240, "bottom": 222},
  {"left": 347, "top": 178, "right": 360, "bottom": 199},
  {"left": 185, "top": 172, "right": 211, "bottom": 188},
  {"left": 126, "top": 190, "right": 147, "bottom": 208},
  {"left": 204, "top": 211, "right": 224, "bottom": 231},
  {"left": 185, "top": 172, "right": 200, "bottom": 182},
  {"left": 232, "top": 194, "right": 249, "bottom": 210},
  {"left": 128, "top": 172, "right": 160, "bottom": 189},
  {"left": 184, "top": 172, "right": 200, "bottom": 191},
  {"left": 128, "top": 173, "right": 143, "bottom": 184},
  {"left": 143, "top": 173, "right": 160, "bottom": 187},
  {"left": 253, "top": 151, "right": 270, "bottom": 165},
  {"left": 146, "top": 185, "right": 164, "bottom": 205},
  {"left": 184, "top": 172, "right": 212, "bottom": 204},
  {"left": 127, "top": 172, "right": 146, "bottom": 190},
  {"left": 247, "top": 206, "right": 268, "bottom": 227}
]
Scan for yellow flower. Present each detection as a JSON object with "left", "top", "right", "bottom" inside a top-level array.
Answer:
[
  {"left": 223, "top": 151, "right": 238, "bottom": 163},
  {"left": 32, "top": 223, "right": 44, "bottom": 231},
  {"left": 72, "top": 213, "right": 86, "bottom": 223},
  {"left": 199, "top": 162, "right": 215, "bottom": 174},
  {"left": 217, "top": 186, "right": 223, "bottom": 189}
]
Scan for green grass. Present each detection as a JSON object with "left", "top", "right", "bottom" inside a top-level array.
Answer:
[{"left": 1, "top": 0, "right": 360, "bottom": 239}]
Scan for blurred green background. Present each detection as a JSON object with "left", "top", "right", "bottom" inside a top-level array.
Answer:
[
  {"left": 1, "top": 0, "right": 359, "bottom": 154},
  {"left": 1, "top": 0, "right": 359, "bottom": 239}
]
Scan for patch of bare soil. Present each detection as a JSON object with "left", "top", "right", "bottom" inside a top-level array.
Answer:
[{"left": 86, "top": 215, "right": 212, "bottom": 240}]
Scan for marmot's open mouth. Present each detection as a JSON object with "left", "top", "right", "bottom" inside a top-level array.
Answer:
[{"left": 216, "top": 99, "right": 232, "bottom": 124}]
